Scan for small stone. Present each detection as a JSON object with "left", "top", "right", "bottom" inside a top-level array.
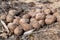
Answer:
[
  {"left": 21, "top": 23, "right": 33, "bottom": 31},
  {"left": 13, "top": 16, "right": 20, "bottom": 25},
  {"left": 6, "top": 15, "right": 14, "bottom": 22},
  {"left": 45, "top": 15, "right": 56, "bottom": 24},
  {"left": 22, "top": 14, "right": 31, "bottom": 19},
  {"left": 39, "top": 20, "right": 44, "bottom": 26},
  {"left": 8, "top": 23, "right": 17, "bottom": 33},
  {"left": 30, "top": 20, "right": 40, "bottom": 29},
  {"left": 9, "top": 9, "right": 17, "bottom": 16},
  {"left": 36, "top": 13, "right": 45, "bottom": 20},
  {"left": 44, "top": 9, "right": 51, "bottom": 15},
  {"left": 19, "top": 18, "right": 29, "bottom": 24},
  {"left": 14, "top": 26, "right": 23, "bottom": 35},
  {"left": 0, "top": 14, "right": 6, "bottom": 20}
]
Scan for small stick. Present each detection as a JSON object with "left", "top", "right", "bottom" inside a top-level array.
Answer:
[
  {"left": 22, "top": 29, "right": 35, "bottom": 40},
  {"left": 23, "top": 29, "right": 35, "bottom": 36},
  {"left": 1, "top": 20, "right": 9, "bottom": 33}
]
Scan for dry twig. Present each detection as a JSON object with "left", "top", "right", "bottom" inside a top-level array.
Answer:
[{"left": 1, "top": 20, "right": 9, "bottom": 33}]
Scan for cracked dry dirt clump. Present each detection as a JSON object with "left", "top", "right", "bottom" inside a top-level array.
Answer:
[{"left": 0, "top": 0, "right": 60, "bottom": 40}]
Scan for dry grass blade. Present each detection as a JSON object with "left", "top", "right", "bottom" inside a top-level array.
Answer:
[{"left": 1, "top": 20, "right": 9, "bottom": 33}]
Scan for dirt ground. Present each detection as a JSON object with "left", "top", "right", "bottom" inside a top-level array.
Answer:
[{"left": 0, "top": 0, "right": 60, "bottom": 40}]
